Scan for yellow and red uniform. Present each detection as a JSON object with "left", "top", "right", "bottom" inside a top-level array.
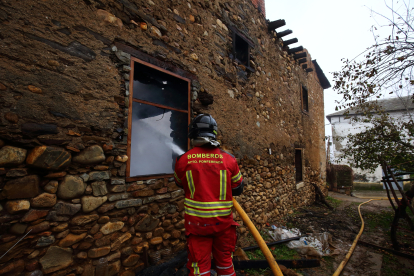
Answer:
[{"left": 174, "top": 146, "right": 243, "bottom": 276}]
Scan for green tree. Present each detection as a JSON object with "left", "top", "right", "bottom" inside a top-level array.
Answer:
[
  {"left": 332, "top": 0, "right": 414, "bottom": 250},
  {"left": 336, "top": 98, "right": 414, "bottom": 172},
  {"left": 332, "top": 0, "right": 414, "bottom": 171}
]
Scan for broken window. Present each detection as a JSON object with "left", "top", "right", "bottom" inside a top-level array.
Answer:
[
  {"left": 233, "top": 33, "right": 250, "bottom": 66},
  {"left": 295, "top": 149, "right": 303, "bottom": 183},
  {"left": 301, "top": 86, "right": 309, "bottom": 112},
  {"left": 127, "top": 59, "right": 190, "bottom": 179}
]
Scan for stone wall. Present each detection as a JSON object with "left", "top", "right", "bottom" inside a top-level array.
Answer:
[
  {"left": 0, "top": 0, "right": 326, "bottom": 275},
  {"left": 326, "top": 164, "right": 353, "bottom": 192}
]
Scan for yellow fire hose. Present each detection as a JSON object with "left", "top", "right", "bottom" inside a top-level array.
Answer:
[
  {"left": 232, "top": 198, "right": 284, "bottom": 276},
  {"left": 332, "top": 199, "right": 378, "bottom": 276},
  {"left": 355, "top": 196, "right": 401, "bottom": 200},
  {"left": 234, "top": 196, "right": 385, "bottom": 276}
]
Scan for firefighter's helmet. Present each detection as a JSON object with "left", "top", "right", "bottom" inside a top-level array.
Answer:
[{"left": 188, "top": 114, "right": 218, "bottom": 139}]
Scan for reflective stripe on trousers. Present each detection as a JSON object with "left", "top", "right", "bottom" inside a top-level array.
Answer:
[
  {"left": 191, "top": 262, "right": 200, "bottom": 275},
  {"left": 189, "top": 261, "right": 210, "bottom": 275},
  {"left": 216, "top": 264, "right": 233, "bottom": 269}
]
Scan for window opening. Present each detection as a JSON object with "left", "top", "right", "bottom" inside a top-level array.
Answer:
[
  {"left": 302, "top": 86, "right": 309, "bottom": 112},
  {"left": 127, "top": 58, "right": 190, "bottom": 179},
  {"left": 234, "top": 34, "right": 250, "bottom": 66},
  {"left": 295, "top": 149, "right": 303, "bottom": 183}
]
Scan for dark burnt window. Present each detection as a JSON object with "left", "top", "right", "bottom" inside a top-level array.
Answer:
[
  {"left": 301, "top": 86, "right": 309, "bottom": 112},
  {"left": 127, "top": 58, "right": 190, "bottom": 180},
  {"left": 234, "top": 34, "right": 250, "bottom": 66},
  {"left": 295, "top": 149, "right": 303, "bottom": 183}
]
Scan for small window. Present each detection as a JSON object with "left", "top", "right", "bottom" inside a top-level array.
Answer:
[
  {"left": 127, "top": 58, "right": 190, "bottom": 179},
  {"left": 295, "top": 149, "right": 303, "bottom": 183},
  {"left": 301, "top": 86, "right": 309, "bottom": 112},
  {"left": 234, "top": 33, "right": 250, "bottom": 66}
]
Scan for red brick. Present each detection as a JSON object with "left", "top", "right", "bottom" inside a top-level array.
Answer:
[{"left": 250, "top": 0, "right": 265, "bottom": 17}]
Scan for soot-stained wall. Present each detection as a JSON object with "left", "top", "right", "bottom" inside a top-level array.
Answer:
[{"left": 0, "top": 0, "right": 327, "bottom": 275}]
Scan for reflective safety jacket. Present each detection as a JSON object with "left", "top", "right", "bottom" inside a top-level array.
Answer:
[{"left": 174, "top": 146, "right": 243, "bottom": 236}]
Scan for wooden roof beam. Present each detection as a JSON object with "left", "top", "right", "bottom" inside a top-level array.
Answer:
[
  {"left": 298, "top": 58, "right": 307, "bottom": 64},
  {"left": 288, "top": 46, "right": 303, "bottom": 54},
  {"left": 294, "top": 52, "right": 307, "bottom": 60},
  {"left": 276, "top": 29, "right": 292, "bottom": 38},
  {"left": 268, "top": 19, "right": 286, "bottom": 31},
  {"left": 283, "top": 38, "right": 298, "bottom": 47}
]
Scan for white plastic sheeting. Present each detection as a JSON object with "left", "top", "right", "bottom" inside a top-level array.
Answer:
[{"left": 268, "top": 226, "right": 337, "bottom": 258}]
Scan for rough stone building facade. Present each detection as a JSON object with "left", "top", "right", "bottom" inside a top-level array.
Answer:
[{"left": 0, "top": 0, "right": 329, "bottom": 275}]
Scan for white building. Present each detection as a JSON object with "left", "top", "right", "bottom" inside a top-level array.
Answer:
[{"left": 326, "top": 96, "right": 414, "bottom": 184}]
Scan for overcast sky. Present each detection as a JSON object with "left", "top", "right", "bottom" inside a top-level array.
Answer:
[{"left": 265, "top": 0, "right": 396, "bottom": 138}]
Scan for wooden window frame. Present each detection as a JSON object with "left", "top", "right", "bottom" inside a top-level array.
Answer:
[
  {"left": 233, "top": 33, "right": 250, "bottom": 67},
  {"left": 301, "top": 85, "right": 309, "bottom": 114},
  {"left": 229, "top": 26, "right": 255, "bottom": 69},
  {"left": 126, "top": 57, "right": 191, "bottom": 182},
  {"left": 294, "top": 148, "right": 304, "bottom": 184}
]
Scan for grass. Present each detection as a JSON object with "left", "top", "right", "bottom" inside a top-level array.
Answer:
[
  {"left": 352, "top": 206, "right": 414, "bottom": 253},
  {"left": 244, "top": 249, "right": 269, "bottom": 276},
  {"left": 284, "top": 209, "right": 301, "bottom": 229},
  {"left": 326, "top": 196, "right": 342, "bottom": 208},
  {"left": 245, "top": 249, "right": 264, "bottom": 260},
  {"left": 244, "top": 245, "right": 300, "bottom": 276},
  {"left": 382, "top": 253, "right": 414, "bottom": 276},
  {"left": 382, "top": 254, "right": 399, "bottom": 276},
  {"left": 270, "top": 244, "right": 299, "bottom": 260},
  {"left": 363, "top": 208, "right": 413, "bottom": 237},
  {"left": 259, "top": 230, "right": 272, "bottom": 242},
  {"left": 245, "top": 245, "right": 299, "bottom": 261},
  {"left": 244, "top": 267, "right": 270, "bottom": 275},
  {"left": 245, "top": 230, "right": 275, "bottom": 244},
  {"left": 364, "top": 210, "right": 394, "bottom": 232},
  {"left": 286, "top": 221, "right": 295, "bottom": 229},
  {"left": 322, "top": 256, "right": 335, "bottom": 272},
  {"left": 244, "top": 232, "right": 256, "bottom": 245},
  {"left": 243, "top": 233, "right": 300, "bottom": 276}
]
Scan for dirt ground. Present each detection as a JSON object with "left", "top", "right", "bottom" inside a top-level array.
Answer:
[{"left": 236, "top": 191, "right": 414, "bottom": 276}]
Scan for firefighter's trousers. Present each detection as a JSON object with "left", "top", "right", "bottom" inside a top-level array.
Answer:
[{"left": 186, "top": 226, "right": 237, "bottom": 276}]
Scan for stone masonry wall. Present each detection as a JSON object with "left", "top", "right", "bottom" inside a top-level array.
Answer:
[{"left": 0, "top": 0, "right": 326, "bottom": 275}]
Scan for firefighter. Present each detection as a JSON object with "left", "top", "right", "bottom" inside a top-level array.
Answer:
[{"left": 174, "top": 114, "right": 244, "bottom": 276}]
